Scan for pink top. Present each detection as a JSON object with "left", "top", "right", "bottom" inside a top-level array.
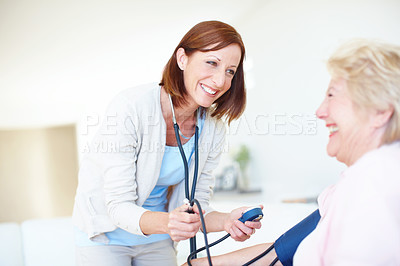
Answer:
[{"left": 293, "top": 142, "right": 400, "bottom": 266}]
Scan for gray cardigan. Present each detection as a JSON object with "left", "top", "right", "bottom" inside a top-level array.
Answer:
[{"left": 72, "top": 83, "right": 226, "bottom": 243}]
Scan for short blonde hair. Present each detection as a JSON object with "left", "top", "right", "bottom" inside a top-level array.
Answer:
[{"left": 327, "top": 39, "right": 400, "bottom": 144}]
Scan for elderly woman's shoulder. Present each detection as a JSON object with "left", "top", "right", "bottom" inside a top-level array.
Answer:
[
  {"left": 375, "top": 141, "right": 400, "bottom": 163},
  {"left": 358, "top": 141, "right": 400, "bottom": 188},
  {"left": 346, "top": 142, "right": 400, "bottom": 181},
  {"left": 358, "top": 141, "right": 400, "bottom": 164}
]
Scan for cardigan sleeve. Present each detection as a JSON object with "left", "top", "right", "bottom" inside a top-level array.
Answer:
[{"left": 95, "top": 95, "right": 148, "bottom": 236}]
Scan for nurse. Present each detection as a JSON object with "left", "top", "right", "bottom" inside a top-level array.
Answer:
[{"left": 72, "top": 20, "right": 261, "bottom": 266}]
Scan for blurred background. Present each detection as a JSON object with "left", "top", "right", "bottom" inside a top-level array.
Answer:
[{"left": 1, "top": 0, "right": 399, "bottom": 234}]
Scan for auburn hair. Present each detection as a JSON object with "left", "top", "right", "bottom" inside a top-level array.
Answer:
[{"left": 159, "top": 20, "right": 246, "bottom": 124}]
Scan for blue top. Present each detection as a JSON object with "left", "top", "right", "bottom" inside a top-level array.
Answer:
[{"left": 75, "top": 112, "right": 205, "bottom": 246}]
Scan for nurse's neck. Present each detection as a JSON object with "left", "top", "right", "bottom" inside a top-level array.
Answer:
[{"left": 160, "top": 87, "right": 198, "bottom": 125}]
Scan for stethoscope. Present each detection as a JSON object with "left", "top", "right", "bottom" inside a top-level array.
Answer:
[
  {"left": 168, "top": 94, "right": 266, "bottom": 266},
  {"left": 168, "top": 94, "right": 202, "bottom": 260},
  {"left": 168, "top": 94, "right": 199, "bottom": 204}
]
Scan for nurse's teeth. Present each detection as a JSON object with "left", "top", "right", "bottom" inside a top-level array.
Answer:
[{"left": 201, "top": 84, "right": 217, "bottom": 95}]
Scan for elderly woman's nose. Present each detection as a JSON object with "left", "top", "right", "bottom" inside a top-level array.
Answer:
[{"left": 316, "top": 99, "right": 328, "bottom": 119}]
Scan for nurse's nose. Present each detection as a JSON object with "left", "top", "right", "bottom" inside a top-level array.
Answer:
[{"left": 212, "top": 69, "right": 225, "bottom": 88}]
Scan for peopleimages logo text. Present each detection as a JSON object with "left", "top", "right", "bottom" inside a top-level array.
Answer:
[{"left": 81, "top": 112, "right": 317, "bottom": 137}]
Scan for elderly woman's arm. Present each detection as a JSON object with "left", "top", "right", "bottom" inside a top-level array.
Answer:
[{"left": 182, "top": 243, "right": 283, "bottom": 266}]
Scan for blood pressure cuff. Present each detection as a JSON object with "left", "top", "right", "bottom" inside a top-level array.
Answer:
[{"left": 274, "top": 209, "right": 321, "bottom": 266}]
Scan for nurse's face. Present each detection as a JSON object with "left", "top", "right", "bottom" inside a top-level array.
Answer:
[
  {"left": 316, "top": 78, "right": 379, "bottom": 166},
  {"left": 176, "top": 44, "right": 241, "bottom": 108}
]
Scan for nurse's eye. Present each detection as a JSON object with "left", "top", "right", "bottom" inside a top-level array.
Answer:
[
  {"left": 206, "top": 61, "right": 217, "bottom": 66},
  {"left": 226, "top": 69, "right": 235, "bottom": 76}
]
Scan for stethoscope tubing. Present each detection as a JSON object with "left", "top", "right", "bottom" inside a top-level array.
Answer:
[
  {"left": 173, "top": 123, "right": 190, "bottom": 200},
  {"left": 169, "top": 93, "right": 201, "bottom": 259},
  {"left": 173, "top": 122, "right": 200, "bottom": 258}
]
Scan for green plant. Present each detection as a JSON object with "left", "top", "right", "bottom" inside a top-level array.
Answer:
[{"left": 234, "top": 144, "right": 250, "bottom": 171}]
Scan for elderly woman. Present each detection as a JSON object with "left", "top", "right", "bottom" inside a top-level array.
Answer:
[
  {"left": 294, "top": 39, "right": 400, "bottom": 265},
  {"left": 186, "top": 40, "right": 400, "bottom": 265}
]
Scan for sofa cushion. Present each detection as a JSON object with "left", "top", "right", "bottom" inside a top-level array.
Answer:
[
  {"left": 0, "top": 222, "right": 24, "bottom": 266},
  {"left": 21, "top": 217, "right": 75, "bottom": 266}
]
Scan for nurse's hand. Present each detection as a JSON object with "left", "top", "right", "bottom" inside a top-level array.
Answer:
[
  {"left": 167, "top": 203, "right": 204, "bottom": 242},
  {"left": 224, "top": 205, "right": 263, "bottom": 242}
]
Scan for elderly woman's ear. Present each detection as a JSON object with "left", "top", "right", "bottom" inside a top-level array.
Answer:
[{"left": 372, "top": 106, "right": 394, "bottom": 128}]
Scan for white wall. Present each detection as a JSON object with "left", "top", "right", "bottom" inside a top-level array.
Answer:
[
  {"left": 1, "top": 0, "right": 400, "bottom": 202},
  {"left": 0, "top": 0, "right": 257, "bottom": 128}
]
